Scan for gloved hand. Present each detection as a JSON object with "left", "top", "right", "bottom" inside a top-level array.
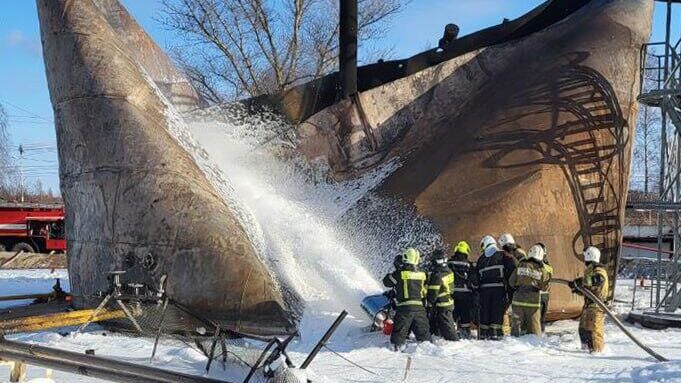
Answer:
[{"left": 568, "top": 277, "right": 583, "bottom": 293}]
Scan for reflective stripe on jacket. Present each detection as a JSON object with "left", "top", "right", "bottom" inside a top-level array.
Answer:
[
  {"left": 475, "top": 250, "right": 516, "bottom": 289},
  {"left": 383, "top": 266, "right": 427, "bottom": 308},
  {"left": 583, "top": 264, "right": 609, "bottom": 308},
  {"left": 509, "top": 258, "right": 550, "bottom": 308},
  {"left": 427, "top": 266, "right": 454, "bottom": 308}
]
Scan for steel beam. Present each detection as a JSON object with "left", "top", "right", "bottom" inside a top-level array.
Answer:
[{"left": 0, "top": 336, "right": 228, "bottom": 383}]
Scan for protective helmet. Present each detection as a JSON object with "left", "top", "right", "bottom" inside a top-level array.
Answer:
[
  {"left": 480, "top": 235, "right": 497, "bottom": 251},
  {"left": 402, "top": 248, "right": 421, "bottom": 265},
  {"left": 528, "top": 244, "right": 545, "bottom": 262},
  {"left": 583, "top": 246, "right": 601, "bottom": 263},
  {"left": 452, "top": 241, "right": 471, "bottom": 256},
  {"left": 431, "top": 249, "right": 447, "bottom": 266},
  {"left": 498, "top": 233, "right": 515, "bottom": 248}
]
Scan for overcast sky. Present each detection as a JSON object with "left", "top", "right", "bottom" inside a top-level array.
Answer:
[{"left": 0, "top": 1, "right": 678, "bottom": 193}]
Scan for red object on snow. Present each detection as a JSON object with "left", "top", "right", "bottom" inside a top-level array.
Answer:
[{"left": 383, "top": 318, "right": 394, "bottom": 335}]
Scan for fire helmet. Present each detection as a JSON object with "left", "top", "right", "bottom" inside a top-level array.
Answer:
[
  {"left": 583, "top": 246, "right": 601, "bottom": 263},
  {"left": 498, "top": 233, "right": 516, "bottom": 248},
  {"left": 527, "top": 244, "right": 545, "bottom": 262},
  {"left": 452, "top": 241, "right": 471, "bottom": 256},
  {"left": 480, "top": 235, "right": 497, "bottom": 251},
  {"left": 431, "top": 249, "right": 447, "bottom": 266},
  {"left": 402, "top": 248, "right": 421, "bottom": 265}
]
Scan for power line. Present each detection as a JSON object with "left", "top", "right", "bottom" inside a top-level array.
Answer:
[{"left": 0, "top": 98, "right": 51, "bottom": 122}]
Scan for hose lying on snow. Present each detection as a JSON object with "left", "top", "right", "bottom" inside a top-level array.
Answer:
[{"left": 551, "top": 278, "right": 668, "bottom": 362}]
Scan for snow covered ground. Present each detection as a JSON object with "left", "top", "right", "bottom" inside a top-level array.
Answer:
[{"left": 0, "top": 273, "right": 680, "bottom": 382}]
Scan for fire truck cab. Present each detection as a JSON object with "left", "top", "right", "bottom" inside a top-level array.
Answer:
[{"left": 0, "top": 203, "right": 66, "bottom": 253}]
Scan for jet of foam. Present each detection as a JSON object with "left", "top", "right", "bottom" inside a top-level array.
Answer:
[{"left": 186, "top": 113, "right": 399, "bottom": 325}]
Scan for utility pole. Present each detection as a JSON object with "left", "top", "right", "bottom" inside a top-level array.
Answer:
[
  {"left": 339, "top": 0, "right": 358, "bottom": 98},
  {"left": 18, "top": 144, "right": 24, "bottom": 203}
]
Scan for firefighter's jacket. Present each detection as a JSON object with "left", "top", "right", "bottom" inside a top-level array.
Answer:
[
  {"left": 383, "top": 264, "right": 427, "bottom": 310},
  {"left": 426, "top": 265, "right": 454, "bottom": 308},
  {"left": 473, "top": 250, "right": 517, "bottom": 291},
  {"left": 540, "top": 261, "right": 554, "bottom": 296},
  {"left": 581, "top": 263, "right": 609, "bottom": 310},
  {"left": 448, "top": 253, "right": 472, "bottom": 294},
  {"left": 508, "top": 258, "right": 551, "bottom": 308},
  {"left": 505, "top": 245, "right": 527, "bottom": 262}
]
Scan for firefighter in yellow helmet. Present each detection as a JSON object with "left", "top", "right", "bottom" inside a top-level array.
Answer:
[
  {"left": 426, "top": 249, "right": 458, "bottom": 341},
  {"left": 383, "top": 248, "right": 431, "bottom": 350},
  {"left": 448, "top": 241, "right": 474, "bottom": 339},
  {"left": 508, "top": 244, "right": 551, "bottom": 336},
  {"left": 569, "top": 246, "right": 609, "bottom": 353}
]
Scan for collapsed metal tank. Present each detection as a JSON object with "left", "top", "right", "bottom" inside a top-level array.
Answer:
[
  {"left": 258, "top": 0, "right": 653, "bottom": 319},
  {"left": 37, "top": 0, "right": 292, "bottom": 335},
  {"left": 37, "top": 0, "right": 652, "bottom": 334}
]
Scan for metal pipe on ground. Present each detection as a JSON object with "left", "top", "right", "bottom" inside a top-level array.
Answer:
[
  {"left": 0, "top": 309, "right": 126, "bottom": 334},
  {"left": 301, "top": 310, "right": 348, "bottom": 369},
  {"left": 0, "top": 336, "right": 230, "bottom": 383},
  {"left": 0, "top": 293, "right": 53, "bottom": 302},
  {"left": 551, "top": 278, "right": 668, "bottom": 362}
]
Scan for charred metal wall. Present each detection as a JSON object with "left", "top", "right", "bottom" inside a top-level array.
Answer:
[
  {"left": 37, "top": 0, "right": 292, "bottom": 334},
  {"left": 294, "top": 0, "right": 653, "bottom": 317}
]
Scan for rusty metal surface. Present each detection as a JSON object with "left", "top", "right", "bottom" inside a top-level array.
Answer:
[
  {"left": 37, "top": 0, "right": 652, "bottom": 333},
  {"left": 292, "top": 0, "right": 652, "bottom": 317},
  {"left": 36, "top": 0, "right": 292, "bottom": 335}
]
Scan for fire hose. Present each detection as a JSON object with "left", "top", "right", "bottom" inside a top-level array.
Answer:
[{"left": 551, "top": 278, "right": 668, "bottom": 362}]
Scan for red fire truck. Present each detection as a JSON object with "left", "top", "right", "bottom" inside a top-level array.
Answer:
[{"left": 0, "top": 203, "right": 66, "bottom": 253}]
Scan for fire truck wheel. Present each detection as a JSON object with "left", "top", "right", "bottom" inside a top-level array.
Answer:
[
  {"left": 11, "top": 242, "right": 35, "bottom": 254},
  {"left": 0, "top": 244, "right": 5, "bottom": 252}
]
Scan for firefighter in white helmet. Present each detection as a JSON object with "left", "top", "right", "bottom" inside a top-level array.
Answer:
[
  {"left": 498, "top": 233, "right": 522, "bottom": 335},
  {"left": 498, "top": 233, "right": 526, "bottom": 262},
  {"left": 508, "top": 244, "right": 552, "bottom": 336},
  {"left": 569, "top": 246, "right": 609, "bottom": 353},
  {"left": 473, "top": 235, "right": 516, "bottom": 340}
]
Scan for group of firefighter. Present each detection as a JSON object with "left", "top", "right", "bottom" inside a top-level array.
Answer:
[{"left": 382, "top": 233, "right": 610, "bottom": 353}]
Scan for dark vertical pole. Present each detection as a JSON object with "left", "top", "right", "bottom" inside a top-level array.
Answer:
[
  {"left": 656, "top": 0, "right": 673, "bottom": 309},
  {"left": 301, "top": 310, "right": 347, "bottom": 369},
  {"left": 339, "top": 0, "right": 358, "bottom": 98}
]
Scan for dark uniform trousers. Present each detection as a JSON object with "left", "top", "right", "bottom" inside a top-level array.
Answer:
[
  {"left": 453, "top": 292, "right": 473, "bottom": 336},
  {"left": 479, "top": 286, "right": 507, "bottom": 339},
  {"left": 391, "top": 307, "right": 431, "bottom": 345},
  {"left": 430, "top": 306, "right": 458, "bottom": 341},
  {"left": 540, "top": 292, "right": 549, "bottom": 332}
]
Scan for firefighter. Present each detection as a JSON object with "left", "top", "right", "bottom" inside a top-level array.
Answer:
[
  {"left": 499, "top": 233, "right": 526, "bottom": 261},
  {"left": 426, "top": 249, "right": 458, "bottom": 341},
  {"left": 537, "top": 242, "right": 553, "bottom": 332},
  {"left": 569, "top": 246, "right": 609, "bottom": 353},
  {"left": 473, "top": 235, "right": 516, "bottom": 340},
  {"left": 508, "top": 244, "right": 551, "bottom": 336},
  {"left": 383, "top": 248, "right": 431, "bottom": 350},
  {"left": 448, "top": 241, "right": 474, "bottom": 339},
  {"left": 498, "top": 233, "right": 522, "bottom": 335}
]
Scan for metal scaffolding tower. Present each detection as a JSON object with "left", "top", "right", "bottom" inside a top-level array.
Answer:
[{"left": 634, "top": 0, "right": 681, "bottom": 319}]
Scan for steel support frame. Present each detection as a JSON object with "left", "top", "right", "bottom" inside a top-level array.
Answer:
[{"left": 637, "top": 0, "right": 681, "bottom": 313}]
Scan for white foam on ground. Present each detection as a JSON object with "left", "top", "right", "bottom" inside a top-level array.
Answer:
[{"left": 1, "top": 276, "right": 680, "bottom": 382}]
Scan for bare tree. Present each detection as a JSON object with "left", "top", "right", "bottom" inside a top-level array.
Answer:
[
  {"left": 160, "top": 0, "right": 407, "bottom": 102},
  {"left": 632, "top": 52, "right": 662, "bottom": 194},
  {"left": 0, "top": 104, "right": 14, "bottom": 192},
  {"left": 633, "top": 105, "right": 660, "bottom": 193}
]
